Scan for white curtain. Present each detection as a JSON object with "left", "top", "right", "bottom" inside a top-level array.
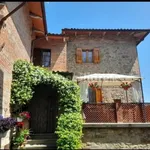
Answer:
[
  {"left": 132, "top": 81, "right": 143, "bottom": 103},
  {"left": 79, "top": 82, "right": 89, "bottom": 103}
]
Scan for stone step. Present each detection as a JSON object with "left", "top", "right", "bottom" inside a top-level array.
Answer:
[
  {"left": 30, "top": 133, "right": 57, "bottom": 139},
  {"left": 27, "top": 139, "right": 57, "bottom": 145},
  {"left": 25, "top": 144, "right": 57, "bottom": 150},
  {"left": 25, "top": 133, "right": 57, "bottom": 149}
]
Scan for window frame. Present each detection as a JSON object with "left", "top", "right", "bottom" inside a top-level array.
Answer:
[
  {"left": 82, "top": 49, "right": 93, "bottom": 63},
  {"left": 41, "top": 49, "right": 51, "bottom": 67}
]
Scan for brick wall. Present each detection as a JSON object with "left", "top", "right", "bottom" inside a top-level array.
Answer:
[
  {"left": 0, "top": 2, "right": 32, "bottom": 148},
  {"left": 34, "top": 38, "right": 67, "bottom": 71}
]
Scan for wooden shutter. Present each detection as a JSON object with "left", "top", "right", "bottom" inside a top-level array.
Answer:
[
  {"left": 96, "top": 88, "right": 102, "bottom": 103},
  {"left": 33, "top": 48, "right": 42, "bottom": 66},
  {"left": 76, "top": 48, "right": 82, "bottom": 64},
  {"left": 93, "top": 48, "right": 100, "bottom": 63}
]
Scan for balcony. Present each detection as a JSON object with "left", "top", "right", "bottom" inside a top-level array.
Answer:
[{"left": 82, "top": 100, "right": 150, "bottom": 123}]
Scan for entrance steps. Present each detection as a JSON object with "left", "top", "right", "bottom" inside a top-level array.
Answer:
[{"left": 25, "top": 133, "right": 57, "bottom": 149}]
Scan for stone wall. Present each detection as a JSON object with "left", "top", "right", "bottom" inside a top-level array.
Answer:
[
  {"left": 67, "top": 34, "right": 140, "bottom": 76},
  {"left": 102, "top": 81, "right": 142, "bottom": 103},
  {"left": 83, "top": 125, "right": 150, "bottom": 149},
  {"left": 67, "top": 34, "right": 142, "bottom": 103},
  {"left": 0, "top": 2, "right": 32, "bottom": 149}
]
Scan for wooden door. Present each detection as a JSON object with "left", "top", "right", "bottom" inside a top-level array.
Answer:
[{"left": 28, "top": 84, "right": 58, "bottom": 133}]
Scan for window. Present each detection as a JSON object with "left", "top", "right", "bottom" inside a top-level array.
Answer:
[
  {"left": 76, "top": 48, "right": 100, "bottom": 64},
  {"left": 82, "top": 50, "right": 93, "bottom": 63},
  {"left": 88, "top": 87, "right": 96, "bottom": 103},
  {"left": 41, "top": 50, "right": 51, "bottom": 67},
  {"left": 88, "top": 87, "right": 102, "bottom": 103},
  {"left": 33, "top": 49, "right": 51, "bottom": 67}
]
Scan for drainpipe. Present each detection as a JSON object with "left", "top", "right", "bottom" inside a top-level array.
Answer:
[
  {"left": 140, "top": 78, "right": 145, "bottom": 104},
  {"left": 30, "top": 34, "right": 48, "bottom": 62},
  {"left": 0, "top": 2, "right": 26, "bottom": 30},
  {"left": 139, "top": 78, "right": 146, "bottom": 122}
]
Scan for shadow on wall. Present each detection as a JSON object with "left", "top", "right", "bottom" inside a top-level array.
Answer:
[
  {"left": 0, "top": 69, "right": 4, "bottom": 147},
  {"left": 0, "top": 69, "right": 3, "bottom": 115},
  {"left": 5, "top": 2, "right": 32, "bottom": 57},
  {"left": 127, "top": 56, "right": 139, "bottom": 75}
]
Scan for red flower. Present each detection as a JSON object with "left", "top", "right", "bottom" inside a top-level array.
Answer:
[
  {"left": 19, "top": 111, "right": 30, "bottom": 120},
  {"left": 89, "top": 82, "right": 100, "bottom": 89},
  {"left": 121, "top": 82, "right": 132, "bottom": 90},
  {"left": 17, "top": 122, "right": 24, "bottom": 128}
]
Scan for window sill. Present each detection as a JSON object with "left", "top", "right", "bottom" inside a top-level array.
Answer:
[{"left": 76, "top": 62, "right": 100, "bottom": 64}]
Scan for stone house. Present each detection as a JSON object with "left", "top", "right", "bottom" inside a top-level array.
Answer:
[{"left": 0, "top": 2, "right": 47, "bottom": 149}]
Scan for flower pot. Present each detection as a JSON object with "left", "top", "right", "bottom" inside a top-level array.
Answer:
[
  {"left": 0, "top": 131, "right": 7, "bottom": 138},
  {"left": 23, "top": 118, "right": 29, "bottom": 129},
  {"left": 17, "top": 117, "right": 23, "bottom": 122}
]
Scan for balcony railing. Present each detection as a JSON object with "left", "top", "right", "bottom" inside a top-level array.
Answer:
[{"left": 82, "top": 101, "right": 150, "bottom": 123}]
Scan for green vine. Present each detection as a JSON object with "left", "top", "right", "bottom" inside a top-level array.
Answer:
[{"left": 11, "top": 60, "right": 83, "bottom": 150}]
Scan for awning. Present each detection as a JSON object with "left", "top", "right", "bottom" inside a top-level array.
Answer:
[{"left": 76, "top": 74, "right": 142, "bottom": 86}]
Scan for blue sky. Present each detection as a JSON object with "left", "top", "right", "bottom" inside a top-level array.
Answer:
[{"left": 45, "top": 2, "right": 150, "bottom": 102}]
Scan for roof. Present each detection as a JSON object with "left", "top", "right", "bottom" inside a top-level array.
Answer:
[
  {"left": 28, "top": 2, "right": 47, "bottom": 37},
  {"left": 62, "top": 28, "right": 150, "bottom": 32},
  {"left": 76, "top": 73, "right": 141, "bottom": 81},
  {"left": 76, "top": 73, "right": 141, "bottom": 86},
  {"left": 62, "top": 28, "right": 150, "bottom": 45},
  {"left": 47, "top": 33, "right": 69, "bottom": 40},
  {"left": 47, "top": 33, "right": 67, "bottom": 36}
]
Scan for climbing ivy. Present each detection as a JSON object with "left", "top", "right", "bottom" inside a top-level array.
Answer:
[{"left": 11, "top": 60, "right": 83, "bottom": 150}]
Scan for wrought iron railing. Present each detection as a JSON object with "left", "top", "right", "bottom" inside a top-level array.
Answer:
[{"left": 82, "top": 102, "right": 150, "bottom": 123}]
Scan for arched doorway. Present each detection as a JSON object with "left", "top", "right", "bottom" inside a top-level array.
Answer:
[{"left": 28, "top": 84, "right": 58, "bottom": 134}]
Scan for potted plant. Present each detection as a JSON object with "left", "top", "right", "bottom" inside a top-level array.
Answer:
[
  {"left": 19, "top": 111, "right": 30, "bottom": 130},
  {"left": 18, "top": 111, "right": 30, "bottom": 120},
  {"left": 89, "top": 82, "right": 100, "bottom": 90},
  {"left": 0, "top": 115, "right": 17, "bottom": 137},
  {"left": 12, "top": 129, "right": 30, "bottom": 149},
  {"left": 120, "top": 82, "right": 132, "bottom": 103},
  {"left": 120, "top": 82, "right": 132, "bottom": 90}
]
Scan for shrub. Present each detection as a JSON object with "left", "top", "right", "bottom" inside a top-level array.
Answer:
[{"left": 56, "top": 113, "right": 83, "bottom": 150}]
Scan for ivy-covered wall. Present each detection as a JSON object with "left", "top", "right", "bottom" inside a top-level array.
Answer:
[{"left": 10, "top": 60, "right": 83, "bottom": 150}]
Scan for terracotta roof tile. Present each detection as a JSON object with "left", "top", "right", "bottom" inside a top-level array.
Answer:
[{"left": 62, "top": 28, "right": 150, "bottom": 32}]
